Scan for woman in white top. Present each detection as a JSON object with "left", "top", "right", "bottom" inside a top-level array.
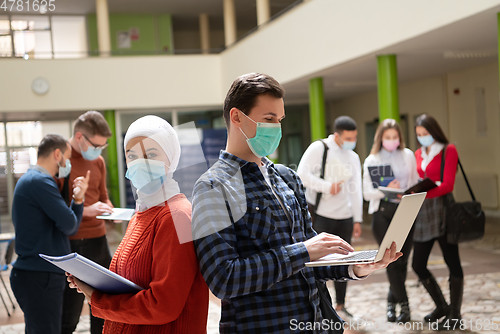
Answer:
[{"left": 363, "top": 119, "right": 418, "bottom": 323}]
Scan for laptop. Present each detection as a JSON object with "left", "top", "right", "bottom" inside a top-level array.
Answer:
[{"left": 305, "top": 192, "right": 426, "bottom": 267}]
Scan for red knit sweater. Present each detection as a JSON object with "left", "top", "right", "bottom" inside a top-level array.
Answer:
[
  {"left": 415, "top": 144, "right": 458, "bottom": 199},
  {"left": 90, "top": 194, "right": 209, "bottom": 333}
]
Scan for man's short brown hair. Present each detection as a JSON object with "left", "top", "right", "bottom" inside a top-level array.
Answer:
[
  {"left": 73, "top": 111, "right": 112, "bottom": 138},
  {"left": 223, "top": 73, "right": 285, "bottom": 129}
]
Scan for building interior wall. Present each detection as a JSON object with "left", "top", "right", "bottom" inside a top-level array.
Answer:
[{"left": 328, "top": 62, "right": 500, "bottom": 213}]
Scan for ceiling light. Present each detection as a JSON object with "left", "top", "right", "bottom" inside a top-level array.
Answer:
[{"left": 443, "top": 50, "right": 497, "bottom": 59}]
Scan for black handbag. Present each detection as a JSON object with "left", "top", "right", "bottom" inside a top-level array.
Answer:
[
  {"left": 440, "top": 146, "right": 485, "bottom": 244},
  {"left": 308, "top": 139, "right": 329, "bottom": 222},
  {"left": 274, "top": 164, "right": 344, "bottom": 334},
  {"left": 316, "top": 281, "right": 345, "bottom": 333}
]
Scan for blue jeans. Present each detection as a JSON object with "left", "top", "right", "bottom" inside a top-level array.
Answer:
[
  {"left": 11, "top": 268, "right": 65, "bottom": 334},
  {"left": 61, "top": 235, "right": 112, "bottom": 334}
]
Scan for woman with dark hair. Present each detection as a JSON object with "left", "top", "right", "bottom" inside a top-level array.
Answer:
[
  {"left": 412, "top": 114, "right": 463, "bottom": 330},
  {"left": 363, "top": 118, "right": 418, "bottom": 323}
]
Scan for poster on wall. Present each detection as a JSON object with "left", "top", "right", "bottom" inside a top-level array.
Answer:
[{"left": 117, "top": 31, "right": 131, "bottom": 49}]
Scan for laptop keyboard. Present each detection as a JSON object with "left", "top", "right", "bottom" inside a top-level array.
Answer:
[{"left": 339, "top": 249, "right": 378, "bottom": 261}]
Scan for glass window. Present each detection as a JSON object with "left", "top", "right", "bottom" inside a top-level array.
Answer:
[
  {"left": 10, "top": 15, "right": 50, "bottom": 31},
  {"left": 51, "top": 16, "right": 87, "bottom": 59},
  {"left": 13, "top": 30, "right": 52, "bottom": 58},
  {"left": 41, "top": 120, "right": 72, "bottom": 139},
  {"left": 178, "top": 110, "right": 223, "bottom": 129},
  {"left": 10, "top": 16, "right": 51, "bottom": 58},
  {"left": 0, "top": 16, "right": 9, "bottom": 32},
  {"left": 6, "top": 122, "right": 42, "bottom": 147},
  {"left": 0, "top": 124, "right": 5, "bottom": 147},
  {"left": 0, "top": 151, "right": 8, "bottom": 217},
  {"left": 11, "top": 147, "right": 37, "bottom": 187},
  {"left": 120, "top": 113, "right": 173, "bottom": 134},
  {"left": 2, "top": 15, "right": 88, "bottom": 59},
  {"left": 0, "top": 35, "right": 12, "bottom": 57},
  {"left": 0, "top": 15, "right": 12, "bottom": 57}
]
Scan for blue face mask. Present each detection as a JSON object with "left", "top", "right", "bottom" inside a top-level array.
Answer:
[
  {"left": 81, "top": 146, "right": 102, "bottom": 161},
  {"left": 125, "top": 159, "right": 166, "bottom": 195},
  {"left": 57, "top": 158, "right": 72, "bottom": 179},
  {"left": 239, "top": 111, "right": 282, "bottom": 158},
  {"left": 342, "top": 140, "right": 357, "bottom": 150},
  {"left": 417, "top": 134, "right": 434, "bottom": 147}
]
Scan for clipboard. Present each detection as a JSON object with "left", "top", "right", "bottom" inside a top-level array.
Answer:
[
  {"left": 40, "top": 253, "right": 144, "bottom": 294},
  {"left": 404, "top": 178, "right": 437, "bottom": 194},
  {"left": 378, "top": 186, "right": 405, "bottom": 199}
]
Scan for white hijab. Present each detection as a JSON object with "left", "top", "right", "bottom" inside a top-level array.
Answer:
[{"left": 124, "top": 115, "right": 181, "bottom": 211}]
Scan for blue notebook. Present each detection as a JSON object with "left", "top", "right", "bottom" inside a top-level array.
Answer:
[
  {"left": 367, "top": 165, "right": 395, "bottom": 188},
  {"left": 40, "top": 253, "right": 144, "bottom": 294}
]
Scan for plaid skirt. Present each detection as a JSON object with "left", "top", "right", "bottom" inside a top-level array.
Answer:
[{"left": 413, "top": 194, "right": 452, "bottom": 242}]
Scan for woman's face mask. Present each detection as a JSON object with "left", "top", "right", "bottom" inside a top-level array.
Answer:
[
  {"left": 239, "top": 111, "right": 282, "bottom": 158},
  {"left": 417, "top": 134, "right": 434, "bottom": 147},
  {"left": 382, "top": 139, "right": 400, "bottom": 152},
  {"left": 125, "top": 159, "right": 166, "bottom": 194},
  {"left": 125, "top": 137, "right": 172, "bottom": 195}
]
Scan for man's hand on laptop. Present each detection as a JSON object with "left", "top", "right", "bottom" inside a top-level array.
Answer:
[
  {"left": 304, "top": 233, "right": 354, "bottom": 261},
  {"left": 352, "top": 242, "right": 402, "bottom": 277}
]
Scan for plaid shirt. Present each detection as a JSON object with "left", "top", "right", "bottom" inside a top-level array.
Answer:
[{"left": 192, "top": 151, "right": 360, "bottom": 334}]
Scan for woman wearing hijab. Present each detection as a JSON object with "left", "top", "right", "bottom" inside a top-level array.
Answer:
[{"left": 67, "top": 115, "right": 209, "bottom": 333}]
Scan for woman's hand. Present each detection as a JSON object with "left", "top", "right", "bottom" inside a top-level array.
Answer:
[
  {"left": 352, "top": 242, "right": 402, "bottom": 277},
  {"left": 387, "top": 179, "right": 400, "bottom": 189},
  {"left": 66, "top": 273, "right": 95, "bottom": 302},
  {"left": 352, "top": 222, "right": 362, "bottom": 239}
]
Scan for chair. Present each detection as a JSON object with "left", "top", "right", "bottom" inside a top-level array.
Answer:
[{"left": 0, "top": 240, "right": 15, "bottom": 316}]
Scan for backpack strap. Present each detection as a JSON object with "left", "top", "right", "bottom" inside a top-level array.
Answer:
[
  {"left": 314, "top": 140, "right": 329, "bottom": 214},
  {"left": 440, "top": 145, "right": 475, "bottom": 201}
]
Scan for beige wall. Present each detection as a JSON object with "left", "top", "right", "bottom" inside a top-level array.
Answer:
[
  {"left": 220, "top": 0, "right": 500, "bottom": 89},
  {"left": 172, "top": 29, "right": 245, "bottom": 52},
  {"left": 329, "top": 62, "right": 500, "bottom": 213},
  {"left": 0, "top": 55, "right": 223, "bottom": 113},
  {"left": 447, "top": 62, "right": 500, "bottom": 175},
  {"left": 331, "top": 75, "right": 448, "bottom": 160}
]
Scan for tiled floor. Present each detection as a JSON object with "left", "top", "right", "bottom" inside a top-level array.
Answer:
[{"left": 0, "top": 218, "right": 498, "bottom": 333}]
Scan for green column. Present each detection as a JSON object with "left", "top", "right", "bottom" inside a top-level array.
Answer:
[
  {"left": 104, "top": 110, "right": 121, "bottom": 207},
  {"left": 377, "top": 55, "right": 400, "bottom": 122},
  {"left": 309, "top": 77, "right": 326, "bottom": 142}
]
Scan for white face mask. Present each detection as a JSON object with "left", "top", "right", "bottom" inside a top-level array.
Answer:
[{"left": 57, "top": 158, "right": 72, "bottom": 178}]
